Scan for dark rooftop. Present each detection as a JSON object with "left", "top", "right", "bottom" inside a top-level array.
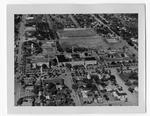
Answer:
[
  {"left": 84, "top": 57, "right": 96, "bottom": 61},
  {"left": 57, "top": 55, "right": 70, "bottom": 63}
]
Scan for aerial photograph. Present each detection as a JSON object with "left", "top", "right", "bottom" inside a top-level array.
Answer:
[{"left": 14, "top": 13, "right": 138, "bottom": 106}]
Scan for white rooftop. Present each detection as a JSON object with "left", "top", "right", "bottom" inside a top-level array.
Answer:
[{"left": 106, "top": 38, "right": 118, "bottom": 43}]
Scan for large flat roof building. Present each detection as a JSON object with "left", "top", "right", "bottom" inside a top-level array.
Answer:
[
  {"left": 57, "top": 28, "right": 97, "bottom": 39},
  {"left": 105, "top": 38, "right": 119, "bottom": 43}
]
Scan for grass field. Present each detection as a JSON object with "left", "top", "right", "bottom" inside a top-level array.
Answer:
[
  {"left": 60, "top": 36, "right": 108, "bottom": 49},
  {"left": 57, "top": 28, "right": 130, "bottom": 51},
  {"left": 60, "top": 36, "right": 129, "bottom": 51}
]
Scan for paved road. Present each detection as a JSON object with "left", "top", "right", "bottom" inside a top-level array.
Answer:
[
  {"left": 69, "top": 14, "right": 80, "bottom": 28},
  {"left": 15, "top": 79, "right": 25, "bottom": 106},
  {"left": 15, "top": 79, "right": 20, "bottom": 105},
  {"left": 15, "top": 15, "right": 27, "bottom": 105},
  {"left": 62, "top": 71, "right": 81, "bottom": 106},
  {"left": 45, "top": 15, "right": 54, "bottom": 30},
  {"left": 91, "top": 14, "right": 115, "bottom": 35},
  {"left": 45, "top": 14, "right": 59, "bottom": 40},
  {"left": 114, "top": 14, "right": 138, "bottom": 28},
  {"left": 111, "top": 68, "right": 138, "bottom": 105},
  {"left": 17, "top": 15, "right": 26, "bottom": 72}
]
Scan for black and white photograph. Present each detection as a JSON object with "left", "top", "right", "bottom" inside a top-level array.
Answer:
[
  {"left": 7, "top": 4, "right": 146, "bottom": 114},
  {"left": 14, "top": 13, "right": 139, "bottom": 106}
]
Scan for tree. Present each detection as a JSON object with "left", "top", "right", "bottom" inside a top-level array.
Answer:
[
  {"left": 30, "top": 63, "right": 33, "bottom": 68},
  {"left": 129, "top": 72, "right": 138, "bottom": 80},
  {"left": 73, "top": 65, "right": 78, "bottom": 70},
  {"left": 121, "top": 53, "right": 125, "bottom": 57},
  {"left": 17, "top": 97, "right": 24, "bottom": 106},
  {"left": 122, "top": 46, "right": 126, "bottom": 51},
  {"left": 110, "top": 75, "right": 116, "bottom": 80},
  {"left": 128, "top": 87, "right": 134, "bottom": 93},
  {"left": 103, "top": 94, "right": 107, "bottom": 98},
  {"left": 47, "top": 82, "right": 55, "bottom": 90},
  {"left": 56, "top": 41, "right": 64, "bottom": 53},
  {"left": 66, "top": 48, "right": 72, "bottom": 53},
  {"left": 42, "top": 64, "right": 48, "bottom": 69},
  {"left": 56, "top": 41, "right": 59, "bottom": 46},
  {"left": 132, "top": 54, "right": 136, "bottom": 58},
  {"left": 128, "top": 60, "right": 132, "bottom": 63},
  {"left": 67, "top": 89, "right": 72, "bottom": 94},
  {"left": 72, "top": 84, "right": 78, "bottom": 91},
  {"left": 91, "top": 84, "right": 97, "bottom": 91},
  {"left": 20, "top": 78, "right": 25, "bottom": 85},
  {"left": 104, "top": 95, "right": 109, "bottom": 101},
  {"left": 49, "top": 61, "right": 51, "bottom": 68},
  {"left": 100, "top": 82, "right": 106, "bottom": 87},
  {"left": 91, "top": 75, "right": 99, "bottom": 82},
  {"left": 125, "top": 81, "right": 132, "bottom": 86},
  {"left": 23, "top": 46, "right": 27, "bottom": 51},
  {"left": 86, "top": 83, "right": 93, "bottom": 89},
  {"left": 107, "top": 47, "right": 111, "bottom": 50},
  {"left": 33, "top": 85, "right": 40, "bottom": 94},
  {"left": 132, "top": 59, "right": 136, "bottom": 63},
  {"left": 39, "top": 42, "right": 42, "bottom": 46},
  {"left": 111, "top": 62, "right": 116, "bottom": 65},
  {"left": 57, "top": 47, "right": 64, "bottom": 53},
  {"left": 86, "top": 83, "right": 97, "bottom": 90},
  {"left": 85, "top": 52, "right": 88, "bottom": 56},
  {"left": 32, "top": 97, "right": 35, "bottom": 106},
  {"left": 133, "top": 81, "right": 138, "bottom": 86},
  {"left": 66, "top": 63, "right": 72, "bottom": 70},
  {"left": 87, "top": 92, "right": 93, "bottom": 96},
  {"left": 36, "top": 65, "right": 41, "bottom": 69},
  {"left": 52, "top": 59, "right": 57, "bottom": 66}
]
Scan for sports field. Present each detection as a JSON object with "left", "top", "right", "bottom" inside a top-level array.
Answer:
[
  {"left": 60, "top": 36, "right": 108, "bottom": 49},
  {"left": 59, "top": 35, "right": 129, "bottom": 50},
  {"left": 57, "top": 28, "right": 130, "bottom": 51}
]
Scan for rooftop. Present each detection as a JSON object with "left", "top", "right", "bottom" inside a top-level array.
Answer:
[
  {"left": 106, "top": 38, "right": 119, "bottom": 43},
  {"left": 57, "top": 55, "right": 70, "bottom": 63},
  {"left": 84, "top": 57, "right": 96, "bottom": 61}
]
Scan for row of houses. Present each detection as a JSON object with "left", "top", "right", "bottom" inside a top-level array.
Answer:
[{"left": 105, "top": 62, "right": 138, "bottom": 69}]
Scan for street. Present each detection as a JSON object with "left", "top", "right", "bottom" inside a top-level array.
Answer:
[
  {"left": 62, "top": 71, "right": 81, "bottom": 106},
  {"left": 111, "top": 68, "right": 138, "bottom": 105}
]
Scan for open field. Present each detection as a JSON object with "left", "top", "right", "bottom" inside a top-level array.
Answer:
[
  {"left": 60, "top": 36, "right": 107, "bottom": 49},
  {"left": 60, "top": 36, "right": 130, "bottom": 50}
]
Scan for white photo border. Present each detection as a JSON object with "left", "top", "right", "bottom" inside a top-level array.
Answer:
[{"left": 7, "top": 4, "right": 146, "bottom": 114}]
